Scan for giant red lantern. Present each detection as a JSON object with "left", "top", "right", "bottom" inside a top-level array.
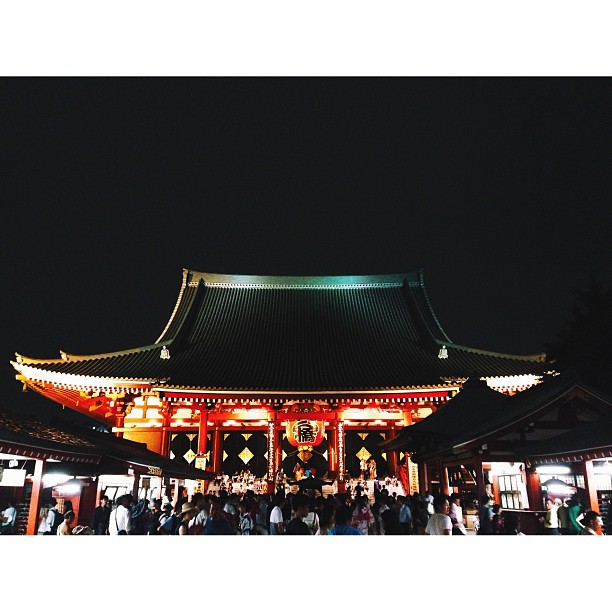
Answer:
[{"left": 285, "top": 419, "right": 325, "bottom": 448}]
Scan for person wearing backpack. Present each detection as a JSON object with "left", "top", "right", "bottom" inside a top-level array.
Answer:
[
  {"left": 46, "top": 498, "right": 64, "bottom": 536},
  {"left": 158, "top": 504, "right": 180, "bottom": 535}
]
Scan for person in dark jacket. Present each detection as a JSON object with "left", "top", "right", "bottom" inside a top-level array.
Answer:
[
  {"left": 285, "top": 495, "right": 311, "bottom": 535},
  {"left": 90, "top": 495, "right": 111, "bottom": 535}
]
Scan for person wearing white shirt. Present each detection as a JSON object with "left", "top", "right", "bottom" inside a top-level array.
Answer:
[
  {"left": 580, "top": 510, "right": 603, "bottom": 535},
  {"left": 425, "top": 495, "right": 452, "bottom": 535},
  {"left": 1, "top": 498, "right": 17, "bottom": 535},
  {"left": 109, "top": 495, "right": 132, "bottom": 535}
]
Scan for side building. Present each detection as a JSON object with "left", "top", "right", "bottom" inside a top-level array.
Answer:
[{"left": 11, "top": 269, "right": 550, "bottom": 495}]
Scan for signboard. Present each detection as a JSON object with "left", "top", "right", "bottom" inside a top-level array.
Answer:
[
  {"left": 147, "top": 466, "right": 163, "bottom": 476},
  {"left": 0, "top": 469, "right": 26, "bottom": 487},
  {"left": 407, "top": 456, "right": 419, "bottom": 495}
]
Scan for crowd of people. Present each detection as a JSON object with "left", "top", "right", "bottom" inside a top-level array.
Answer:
[
  {"left": 536, "top": 493, "right": 605, "bottom": 535},
  {"left": 2, "top": 478, "right": 607, "bottom": 536},
  {"left": 210, "top": 470, "right": 268, "bottom": 495}
]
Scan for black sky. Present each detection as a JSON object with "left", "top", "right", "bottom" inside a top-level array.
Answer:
[{"left": 2, "top": 78, "right": 611, "bottom": 424}]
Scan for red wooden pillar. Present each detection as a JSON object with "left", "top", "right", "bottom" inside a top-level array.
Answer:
[
  {"left": 196, "top": 409, "right": 209, "bottom": 469},
  {"left": 418, "top": 461, "right": 427, "bottom": 494},
  {"left": 160, "top": 404, "right": 172, "bottom": 458},
  {"left": 197, "top": 409, "right": 209, "bottom": 455},
  {"left": 211, "top": 427, "right": 223, "bottom": 474},
  {"left": 386, "top": 425, "right": 398, "bottom": 477},
  {"left": 583, "top": 459, "right": 600, "bottom": 512},
  {"left": 474, "top": 459, "right": 487, "bottom": 501},
  {"left": 26, "top": 459, "right": 44, "bottom": 535},
  {"left": 403, "top": 408, "right": 414, "bottom": 427},
  {"left": 525, "top": 466, "right": 543, "bottom": 511}
]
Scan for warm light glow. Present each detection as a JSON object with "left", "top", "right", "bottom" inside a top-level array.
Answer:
[
  {"left": 43, "top": 473, "right": 71, "bottom": 487},
  {"left": 485, "top": 374, "right": 541, "bottom": 391},
  {"left": 490, "top": 462, "right": 524, "bottom": 476},
  {"left": 536, "top": 465, "right": 571, "bottom": 475},
  {"left": 56, "top": 483, "right": 81, "bottom": 495},
  {"left": 546, "top": 483, "right": 575, "bottom": 495},
  {"left": 98, "top": 475, "right": 133, "bottom": 486},
  {"left": 15, "top": 363, "right": 147, "bottom": 389}
]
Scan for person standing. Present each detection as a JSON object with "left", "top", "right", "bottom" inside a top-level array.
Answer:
[
  {"left": 369, "top": 458, "right": 377, "bottom": 480},
  {"left": 580, "top": 511, "right": 603, "bottom": 535},
  {"left": 146, "top": 499, "right": 163, "bottom": 535},
  {"left": 57, "top": 510, "right": 75, "bottom": 535},
  {"left": 352, "top": 494, "right": 376, "bottom": 535},
  {"left": 491, "top": 504, "right": 504, "bottom": 534},
  {"left": 567, "top": 494, "right": 583, "bottom": 535},
  {"left": 285, "top": 495, "right": 311, "bottom": 535},
  {"left": 425, "top": 495, "right": 452, "bottom": 535},
  {"left": 37, "top": 503, "right": 53, "bottom": 535},
  {"left": 47, "top": 498, "right": 64, "bottom": 536},
  {"left": 557, "top": 498, "right": 571, "bottom": 535},
  {"left": 328, "top": 505, "right": 361, "bottom": 535},
  {"left": 398, "top": 496, "right": 413, "bottom": 535},
  {"left": 477, "top": 495, "right": 494, "bottom": 535},
  {"left": 90, "top": 495, "right": 111, "bottom": 535},
  {"left": 177, "top": 503, "right": 198, "bottom": 535},
  {"left": 448, "top": 493, "right": 466, "bottom": 535},
  {"left": 269, "top": 493, "right": 286, "bottom": 535},
  {"left": 238, "top": 500, "right": 255, "bottom": 535},
  {"left": 109, "top": 494, "right": 132, "bottom": 535},
  {"left": 502, "top": 512, "right": 525, "bottom": 535},
  {"left": 541, "top": 497, "right": 560, "bottom": 534},
  {"left": 202, "top": 498, "right": 233, "bottom": 535},
  {"left": 360, "top": 458, "right": 367, "bottom": 480},
  {"left": 188, "top": 493, "right": 208, "bottom": 534},
  {"left": 0, "top": 498, "right": 17, "bottom": 535}
]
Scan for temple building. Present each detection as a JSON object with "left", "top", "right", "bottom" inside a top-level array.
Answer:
[{"left": 11, "top": 269, "right": 550, "bottom": 494}]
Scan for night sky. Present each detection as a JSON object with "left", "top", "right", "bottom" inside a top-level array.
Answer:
[{"left": 2, "top": 78, "right": 612, "bottom": 424}]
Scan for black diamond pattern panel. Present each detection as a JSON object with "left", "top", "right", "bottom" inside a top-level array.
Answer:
[{"left": 345, "top": 430, "right": 387, "bottom": 478}]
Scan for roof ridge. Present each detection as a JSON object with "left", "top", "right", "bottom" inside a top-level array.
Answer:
[
  {"left": 155, "top": 268, "right": 192, "bottom": 344},
  {"left": 186, "top": 270, "right": 421, "bottom": 287},
  {"left": 438, "top": 340, "right": 548, "bottom": 362}
]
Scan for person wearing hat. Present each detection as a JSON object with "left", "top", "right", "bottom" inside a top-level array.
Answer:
[
  {"left": 178, "top": 502, "right": 198, "bottom": 535},
  {"left": 157, "top": 503, "right": 177, "bottom": 534}
]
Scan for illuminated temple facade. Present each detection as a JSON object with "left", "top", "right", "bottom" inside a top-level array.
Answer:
[{"left": 12, "top": 269, "right": 550, "bottom": 493}]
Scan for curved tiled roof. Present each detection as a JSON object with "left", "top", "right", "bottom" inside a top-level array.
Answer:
[{"left": 13, "top": 269, "right": 549, "bottom": 393}]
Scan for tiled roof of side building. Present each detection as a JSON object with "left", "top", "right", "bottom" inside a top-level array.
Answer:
[
  {"left": 0, "top": 407, "right": 215, "bottom": 480},
  {"left": 13, "top": 269, "right": 550, "bottom": 392},
  {"left": 382, "top": 373, "right": 612, "bottom": 453}
]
